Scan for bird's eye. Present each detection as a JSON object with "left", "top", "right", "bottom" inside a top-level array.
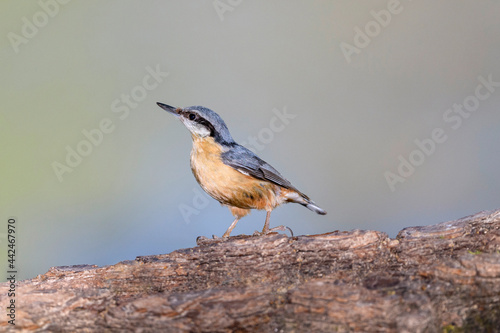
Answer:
[{"left": 188, "top": 113, "right": 196, "bottom": 121}]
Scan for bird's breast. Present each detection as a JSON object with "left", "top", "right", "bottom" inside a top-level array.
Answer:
[{"left": 190, "top": 137, "right": 281, "bottom": 210}]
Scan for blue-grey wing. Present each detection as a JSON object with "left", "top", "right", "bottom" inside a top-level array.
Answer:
[{"left": 221, "top": 144, "right": 300, "bottom": 193}]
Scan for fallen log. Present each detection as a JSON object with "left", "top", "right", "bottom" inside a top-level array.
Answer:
[{"left": 1, "top": 209, "right": 500, "bottom": 332}]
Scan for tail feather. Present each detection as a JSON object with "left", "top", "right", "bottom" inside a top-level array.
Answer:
[
  {"left": 285, "top": 191, "right": 327, "bottom": 215},
  {"left": 303, "top": 201, "right": 327, "bottom": 215}
]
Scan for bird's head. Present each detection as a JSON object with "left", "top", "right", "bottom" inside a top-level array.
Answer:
[{"left": 157, "top": 103, "right": 234, "bottom": 145}]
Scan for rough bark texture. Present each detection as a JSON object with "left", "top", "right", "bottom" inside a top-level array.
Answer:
[{"left": 2, "top": 209, "right": 500, "bottom": 332}]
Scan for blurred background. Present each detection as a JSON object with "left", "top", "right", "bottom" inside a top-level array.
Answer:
[{"left": 1, "top": 0, "right": 499, "bottom": 281}]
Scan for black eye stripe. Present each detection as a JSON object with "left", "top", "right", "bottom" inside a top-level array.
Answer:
[
  {"left": 183, "top": 111, "right": 218, "bottom": 138},
  {"left": 195, "top": 117, "right": 216, "bottom": 137}
]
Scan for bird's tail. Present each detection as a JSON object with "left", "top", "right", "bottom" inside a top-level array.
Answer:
[
  {"left": 286, "top": 191, "right": 327, "bottom": 215},
  {"left": 303, "top": 200, "right": 327, "bottom": 215}
]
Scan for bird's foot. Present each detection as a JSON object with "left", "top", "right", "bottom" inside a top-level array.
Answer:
[
  {"left": 253, "top": 225, "right": 294, "bottom": 238},
  {"left": 196, "top": 234, "right": 228, "bottom": 246}
]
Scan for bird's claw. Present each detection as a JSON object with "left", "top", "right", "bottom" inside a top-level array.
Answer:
[
  {"left": 198, "top": 226, "right": 293, "bottom": 245},
  {"left": 196, "top": 235, "right": 208, "bottom": 246},
  {"left": 196, "top": 234, "right": 229, "bottom": 246},
  {"left": 253, "top": 225, "right": 293, "bottom": 238}
]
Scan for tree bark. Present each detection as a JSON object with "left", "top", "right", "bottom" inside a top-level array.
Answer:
[{"left": 1, "top": 209, "right": 500, "bottom": 332}]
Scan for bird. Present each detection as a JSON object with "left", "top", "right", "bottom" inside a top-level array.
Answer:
[{"left": 157, "top": 102, "right": 326, "bottom": 238}]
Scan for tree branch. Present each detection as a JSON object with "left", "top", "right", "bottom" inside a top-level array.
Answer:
[{"left": 1, "top": 209, "right": 500, "bottom": 332}]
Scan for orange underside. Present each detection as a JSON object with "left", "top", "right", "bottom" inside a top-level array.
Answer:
[{"left": 190, "top": 136, "right": 298, "bottom": 218}]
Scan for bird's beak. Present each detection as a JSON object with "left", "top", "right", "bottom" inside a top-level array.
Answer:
[{"left": 157, "top": 102, "right": 180, "bottom": 117}]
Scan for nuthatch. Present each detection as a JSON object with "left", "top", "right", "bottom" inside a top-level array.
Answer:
[{"left": 157, "top": 103, "right": 326, "bottom": 238}]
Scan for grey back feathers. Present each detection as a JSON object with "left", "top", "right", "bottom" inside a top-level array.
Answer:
[{"left": 221, "top": 144, "right": 299, "bottom": 193}]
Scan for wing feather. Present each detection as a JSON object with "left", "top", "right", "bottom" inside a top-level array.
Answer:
[{"left": 221, "top": 144, "right": 300, "bottom": 193}]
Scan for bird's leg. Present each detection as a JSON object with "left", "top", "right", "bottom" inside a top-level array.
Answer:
[
  {"left": 261, "top": 211, "right": 272, "bottom": 234},
  {"left": 222, "top": 217, "right": 240, "bottom": 238},
  {"left": 197, "top": 217, "right": 240, "bottom": 245},
  {"left": 255, "top": 211, "right": 294, "bottom": 237}
]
